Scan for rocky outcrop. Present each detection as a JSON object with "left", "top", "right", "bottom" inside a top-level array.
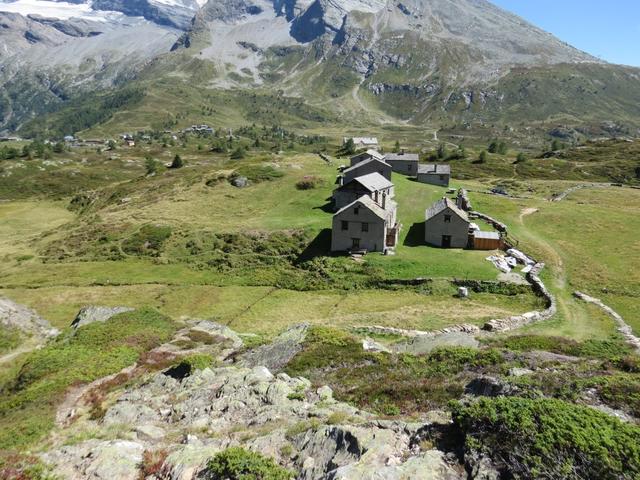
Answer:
[
  {"left": 71, "top": 306, "right": 134, "bottom": 329},
  {"left": 0, "top": 296, "right": 58, "bottom": 338},
  {"left": 240, "top": 323, "right": 309, "bottom": 371}
]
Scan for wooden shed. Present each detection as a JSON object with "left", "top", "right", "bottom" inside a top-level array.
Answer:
[{"left": 472, "top": 231, "right": 504, "bottom": 250}]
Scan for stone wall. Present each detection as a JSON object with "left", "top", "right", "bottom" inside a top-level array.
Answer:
[{"left": 483, "top": 263, "right": 556, "bottom": 332}]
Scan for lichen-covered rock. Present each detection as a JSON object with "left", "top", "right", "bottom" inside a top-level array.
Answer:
[
  {"left": 0, "top": 296, "right": 58, "bottom": 338},
  {"left": 71, "top": 305, "right": 134, "bottom": 329},
  {"left": 240, "top": 323, "right": 309, "bottom": 371}
]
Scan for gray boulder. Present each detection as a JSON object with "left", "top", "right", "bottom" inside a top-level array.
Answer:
[
  {"left": 231, "top": 176, "right": 249, "bottom": 188},
  {"left": 240, "top": 324, "right": 309, "bottom": 371},
  {"left": 71, "top": 306, "right": 134, "bottom": 329},
  {"left": 0, "top": 296, "right": 59, "bottom": 338}
]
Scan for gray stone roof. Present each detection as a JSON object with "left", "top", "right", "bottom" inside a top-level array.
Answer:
[
  {"left": 342, "top": 157, "right": 390, "bottom": 174},
  {"left": 351, "top": 149, "right": 384, "bottom": 163},
  {"left": 418, "top": 164, "right": 451, "bottom": 175},
  {"left": 474, "top": 231, "right": 501, "bottom": 240},
  {"left": 425, "top": 198, "right": 469, "bottom": 222},
  {"left": 384, "top": 152, "right": 419, "bottom": 162},
  {"left": 349, "top": 172, "right": 393, "bottom": 192},
  {"left": 335, "top": 195, "right": 387, "bottom": 220}
]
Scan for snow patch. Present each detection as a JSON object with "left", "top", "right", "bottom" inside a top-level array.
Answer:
[{"left": 0, "top": 0, "right": 122, "bottom": 22}]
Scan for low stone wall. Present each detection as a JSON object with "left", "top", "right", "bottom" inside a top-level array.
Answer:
[
  {"left": 550, "top": 183, "right": 614, "bottom": 202},
  {"left": 470, "top": 211, "right": 508, "bottom": 233},
  {"left": 354, "top": 324, "right": 480, "bottom": 338},
  {"left": 573, "top": 291, "right": 640, "bottom": 353},
  {"left": 483, "top": 263, "right": 556, "bottom": 332},
  {"left": 456, "top": 188, "right": 473, "bottom": 211}
]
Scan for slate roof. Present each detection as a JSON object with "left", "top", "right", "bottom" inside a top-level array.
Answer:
[
  {"left": 473, "top": 231, "right": 501, "bottom": 240},
  {"left": 340, "top": 172, "right": 393, "bottom": 192},
  {"left": 351, "top": 149, "right": 385, "bottom": 163},
  {"left": 384, "top": 152, "right": 419, "bottom": 162},
  {"left": 342, "top": 157, "right": 390, "bottom": 175},
  {"left": 418, "top": 164, "right": 451, "bottom": 175},
  {"left": 425, "top": 198, "right": 469, "bottom": 222},
  {"left": 335, "top": 195, "right": 387, "bottom": 220}
]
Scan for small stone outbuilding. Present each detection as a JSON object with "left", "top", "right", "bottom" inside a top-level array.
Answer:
[
  {"left": 383, "top": 152, "right": 419, "bottom": 176},
  {"left": 471, "top": 231, "right": 504, "bottom": 250},
  {"left": 425, "top": 198, "right": 470, "bottom": 248},
  {"left": 332, "top": 195, "right": 398, "bottom": 253},
  {"left": 333, "top": 172, "right": 394, "bottom": 211},
  {"left": 341, "top": 158, "right": 392, "bottom": 184},
  {"left": 416, "top": 164, "right": 450, "bottom": 187}
]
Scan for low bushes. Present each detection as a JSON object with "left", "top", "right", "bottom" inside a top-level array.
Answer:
[
  {"left": 204, "top": 447, "right": 293, "bottom": 480},
  {"left": 295, "top": 176, "right": 324, "bottom": 190},
  {"left": 452, "top": 397, "right": 640, "bottom": 479},
  {"left": 122, "top": 224, "right": 172, "bottom": 257},
  {"left": 0, "top": 308, "right": 176, "bottom": 449}
]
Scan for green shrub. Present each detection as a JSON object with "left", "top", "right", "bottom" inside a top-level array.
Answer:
[
  {"left": 452, "top": 397, "right": 640, "bottom": 479},
  {"left": 0, "top": 327, "right": 22, "bottom": 355},
  {"left": 204, "top": 447, "right": 293, "bottom": 480},
  {"left": 295, "top": 176, "right": 324, "bottom": 190},
  {"left": 490, "top": 335, "right": 631, "bottom": 361},
  {"left": 122, "top": 224, "right": 172, "bottom": 256}
]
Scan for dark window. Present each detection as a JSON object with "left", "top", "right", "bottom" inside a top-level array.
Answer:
[
  {"left": 352, "top": 238, "right": 360, "bottom": 249},
  {"left": 354, "top": 207, "right": 360, "bottom": 215},
  {"left": 341, "top": 221, "right": 348, "bottom": 231},
  {"left": 444, "top": 215, "right": 452, "bottom": 223},
  {"left": 362, "top": 222, "right": 369, "bottom": 232}
]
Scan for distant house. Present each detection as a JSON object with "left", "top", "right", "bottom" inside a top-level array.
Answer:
[
  {"left": 125, "top": 139, "right": 136, "bottom": 147},
  {"left": 333, "top": 172, "right": 394, "bottom": 211},
  {"left": 341, "top": 158, "right": 392, "bottom": 185},
  {"left": 350, "top": 149, "right": 384, "bottom": 167},
  {"left": 417, "top": 164, "right": 450, "bottom": 187},
  {"left": 332, "top": 195, "right": 399, "bottom": 253},
  {"left": 344, "top": 137, "right": 379, "bottom": 150},
  {"left": 384, "top": 152, "right": 419, "bottom": 176},
  {"left": 425, "top": 198, "right": 470, "bottom": 248}
]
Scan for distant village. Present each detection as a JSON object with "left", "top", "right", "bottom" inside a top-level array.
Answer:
[{"left": 331, "top": 137, "right": 503, "bottom": 255}]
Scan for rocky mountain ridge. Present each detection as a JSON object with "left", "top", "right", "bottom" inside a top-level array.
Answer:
[{"left": 1, "top": 0, "right": 639, "bottom": 133}]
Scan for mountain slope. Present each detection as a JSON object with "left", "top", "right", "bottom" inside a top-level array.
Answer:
[{"left": 2, "top": 0, "right": 640, "bottom": 135}]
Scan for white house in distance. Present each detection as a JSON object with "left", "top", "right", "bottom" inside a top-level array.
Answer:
[
  {"left": 332, "top": 172, "right": 394, "bottom": 211},
  {"left": 331, "top": 195, "right": 399, "bottom": 253},
  {"left": 344, "top": 137, "right": 379, "bottom": 150}
]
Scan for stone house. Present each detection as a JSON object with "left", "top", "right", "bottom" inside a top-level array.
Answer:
[
  {"left": 424, "top": 198, "right": 470, "bottom": 248},
  {"left": 383, "top": 152, "right": 419, "bottom": 176},
  {"left": 333, "top": 172, "right": 394, "bottom": 211},
  {"left": 341, "top": 158, "right": 392, "bottom": 184},
  {"left": 331, "top": 195, "right": 399, "bottom": 253},
  {"left": 350, "top": 149, "right": 385, "bottom": 166},
  {"left": 416, "top": 164, "right": 450, "bottom": 187},
  {"left": 344, "top": 137, "right": 379, "bottom": 150}
]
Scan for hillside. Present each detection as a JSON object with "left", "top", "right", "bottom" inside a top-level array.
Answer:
[{"left": 2, "top": 0, "right": 640, "bottom": 135}]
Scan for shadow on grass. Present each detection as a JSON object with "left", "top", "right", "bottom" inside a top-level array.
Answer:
[
  {"left": 314, "top": 201, "right": 335, "bottom": 213},
  {"left": 296, "top": 228, "right": 332, "bottom": 264},
  {"left": 404, "top": 222, "right": 425, "bottom": 247}
]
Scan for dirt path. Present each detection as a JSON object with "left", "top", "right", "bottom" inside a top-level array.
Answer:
[{"left": 518, "top": 207, "right": 539, "bottom": 224}]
